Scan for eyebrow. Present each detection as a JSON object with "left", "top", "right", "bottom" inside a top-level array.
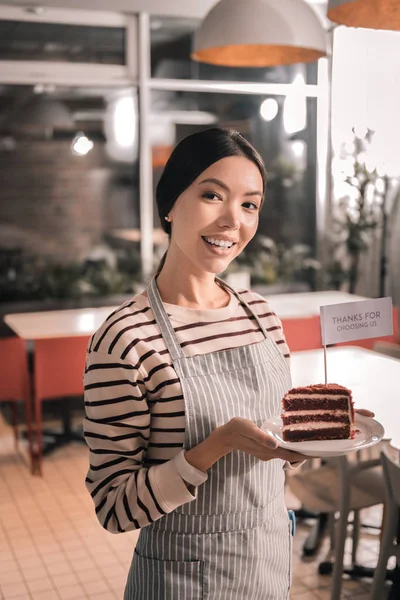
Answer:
[{"left": 198, "top": 177, "right": 263, "bottom": 198}]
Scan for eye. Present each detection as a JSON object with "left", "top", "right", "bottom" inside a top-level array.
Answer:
[
  {"left": 243, "top": 201, "right": 260, "bottom": 211},
  {"left": 202, "top": 191, "right": 222, "bottom": 201}
]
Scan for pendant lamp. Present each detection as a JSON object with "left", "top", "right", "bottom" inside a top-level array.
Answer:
[
  {"left": 10, "top": 96, "right": 73, "bottom": 137},
  {"left": 192, "top": 0, "right": 327, "bottom": 67},
  {"left": 327, "top": 0, "right": 400, "bottom": 31}
]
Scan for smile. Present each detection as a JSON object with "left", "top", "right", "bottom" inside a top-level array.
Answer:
[{"left": 202, "top": 236, "right": 237, "bottom": 252}]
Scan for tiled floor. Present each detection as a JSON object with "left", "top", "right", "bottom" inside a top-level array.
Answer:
[{"left": 0, "top": 413, "right": 392, "bottom": 600}]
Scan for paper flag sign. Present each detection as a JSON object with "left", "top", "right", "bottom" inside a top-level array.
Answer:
[{"left": 320, "top": 297, "right": 393, "bottom": 346}]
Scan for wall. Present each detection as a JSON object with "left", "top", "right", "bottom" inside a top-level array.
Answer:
[
  {"left": 0, "top": 138, "right": 138, "bottom": 264},
  {"left": 331, "top": 26, "right": 400, "bottom": 303}
]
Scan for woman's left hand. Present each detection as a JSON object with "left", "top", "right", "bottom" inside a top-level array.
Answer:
[{"left": 355, "top": 409, "right": 375, "bottom": 418}]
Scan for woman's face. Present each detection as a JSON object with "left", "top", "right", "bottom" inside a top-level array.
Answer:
[{"left": 169, "top": 156, "right": 264, "bottom": 275}]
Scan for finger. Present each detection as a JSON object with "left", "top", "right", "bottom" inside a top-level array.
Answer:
[
  {"left": 243, "top": 430, "right": 278, "bottom": 449},
  {"left": 239, "top": 439, "right": 308, "bottom": 462},
  {"left": 239, "top": 420, "right": 278, "bottom": 449},
  {"left": 238, "top": 438, "right": 275, "bottom": 460},
  {"left": 355, "top": 408, "right": 375, "bottom": 418}
]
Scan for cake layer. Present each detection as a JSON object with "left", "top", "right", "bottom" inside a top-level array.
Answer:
[
  {"left": 281, "top": 412, "right": 348, "bottom": 426},
  {"left": 282, "top": 397, "right": 350, "bottom": 411},
  {"left": 286, "top": 384, "right": 352, "bottom": 396},
  {"left": 283, "top": 409, "right": 348, "bottom": 416},
  {"left": 282, "top": 422, "right": 343, "bottom": 431},
  {"left": 282, "top": 425, "right": 350, "bottom": 442},
  {"left": 284, "top": 394, "right": 349, "bottom": 401}
]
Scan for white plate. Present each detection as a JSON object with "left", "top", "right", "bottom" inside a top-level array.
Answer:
[{"left": 261, "top": 414, "right": 385, "bottom": 457}]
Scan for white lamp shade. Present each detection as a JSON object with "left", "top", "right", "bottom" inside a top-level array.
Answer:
[
  {"left": 192, "top": 0, "right": 327, "bottom": 67},
  {"left": 10, "top": 97, "right": 73, "bottom": 134},
  {"left": 327, "top": 0, "right": 400, "bottom": 31}
]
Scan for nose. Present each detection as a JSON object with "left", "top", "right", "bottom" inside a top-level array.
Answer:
[{"left": 217, "top": 203, "right": 241, "bottom": 230}]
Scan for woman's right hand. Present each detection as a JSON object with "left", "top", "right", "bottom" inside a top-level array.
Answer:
[
  {"left": 184, "top": 417, "right": 309, "bottom": 473},
  {"left": 220, "top": 417, "right": 309, "bottom": 463}
]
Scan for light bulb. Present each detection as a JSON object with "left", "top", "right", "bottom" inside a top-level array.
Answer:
[
  {"left": 72, "top": 132, "right": 93, "bottom": 156},
  {"left": 260, "top": 98, "right": 278, "bottom": 122}
]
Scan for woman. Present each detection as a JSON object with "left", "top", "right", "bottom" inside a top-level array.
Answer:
[{"left": 84, "top": 128, "right": 370, "bottom": 599}]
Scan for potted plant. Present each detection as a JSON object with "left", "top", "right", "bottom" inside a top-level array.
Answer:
[{"left": 329, "top": 129, "right": 382, "bottom": 294}]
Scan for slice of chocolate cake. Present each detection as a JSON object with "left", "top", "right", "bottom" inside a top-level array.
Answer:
[{"left": 281, "top": 383, "right": 354, "bottom": 442}]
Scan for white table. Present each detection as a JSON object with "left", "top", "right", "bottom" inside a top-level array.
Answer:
[
  {"left": 291, "top": 346, "right": 400, "bottom": 449},
  {"left": 3, "top": 291, "right": 367, "bottom": 339},
  {"left": 4, "top": 306, "right": 118, "bottom": 340},
  {"left": 268, "top": 291, "right": 368, "bottom": 319}
]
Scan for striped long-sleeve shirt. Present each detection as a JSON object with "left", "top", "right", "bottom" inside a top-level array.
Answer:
[{"left": 83, "top": 288, "right": 290, "bottom": 534}]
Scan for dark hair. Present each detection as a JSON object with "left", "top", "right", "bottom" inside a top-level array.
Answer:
[{"left": 155, "top": 127, "right": 267, "bottom": 275}]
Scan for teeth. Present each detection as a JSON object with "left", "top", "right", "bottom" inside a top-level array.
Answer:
[{"left": 204, "top": 237, "right": 233, "bottom": 249}]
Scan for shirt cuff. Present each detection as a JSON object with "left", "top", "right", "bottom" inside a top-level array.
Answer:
[
  {"left": 172, "top": 449, "right": 209, "bottom": 487},
  {"left": 148, "top": 451, "right": 208, "bottom": 514},
  {"left": 149, "top": 457, "right": 196, "bottom": 513}
]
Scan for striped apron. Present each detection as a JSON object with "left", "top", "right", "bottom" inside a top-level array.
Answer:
[{"left": 124, "top": 277, "right": 293, "bottom": 599}]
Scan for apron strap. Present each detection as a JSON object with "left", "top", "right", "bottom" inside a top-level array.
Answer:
[
  {"left": 215, "top": 277, "right": 270, "bottom": 340},
  {"left": 147, "top": 277, "right": 186, "bottom": 361},
  {"left": 147, "top": 276, "right": 270, "bottom": 362}
]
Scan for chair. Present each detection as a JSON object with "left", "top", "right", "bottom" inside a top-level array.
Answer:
[
  {"left": 370, "top": 444, "right": 400, "bottom": 600},
  {"left": 281, "top": 316, "right": 322, "bottom": 352},
  {"left": 287, "top": 449, "right": 386, "bottom": 600},
  {"left": 0, "top": 336, "right": 34, "bottom": 470},
  {"left": 33, "top": 335, "right": 90, "bottom": 475}
]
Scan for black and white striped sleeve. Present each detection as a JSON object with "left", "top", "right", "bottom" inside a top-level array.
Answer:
[{"left": 83, "top": 350, "right": 199, "bottom": 534}]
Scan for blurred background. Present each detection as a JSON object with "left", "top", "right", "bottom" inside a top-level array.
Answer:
[{"left": 1, "top": 3, "right": 400, "bottom": 600}]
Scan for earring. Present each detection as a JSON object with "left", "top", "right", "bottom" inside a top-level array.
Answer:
[{"left": 165, "top": 216, "right": 170, "bottom": 222}]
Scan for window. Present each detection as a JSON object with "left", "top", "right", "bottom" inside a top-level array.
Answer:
[
  {"left": 0, "top": 20, "right": 126, "bottom": 65},
  {"left": 0, "top": 85, "right": 141, "bottom": 301}
]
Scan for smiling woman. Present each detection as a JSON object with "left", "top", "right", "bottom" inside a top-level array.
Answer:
[
  {"left": 84, "top": 127, "right": 302, "bottom": 600},
  {"left": 162, "top": 155, "right": 262, "bottom": 302},
  {"left": 164, "top": 158, "right": 261, "bottom": 302}
]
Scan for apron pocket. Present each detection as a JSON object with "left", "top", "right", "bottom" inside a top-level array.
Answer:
[{"left": 128, "top": 549, "right": 205, "bottom": 600}]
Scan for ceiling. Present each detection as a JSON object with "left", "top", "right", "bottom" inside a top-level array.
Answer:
[{"left": 0, "top": 0, "right": 327, "bottom": 20}]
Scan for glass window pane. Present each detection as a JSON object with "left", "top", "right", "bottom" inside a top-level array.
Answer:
[
  {"left": 0, "top": 20, "right": 126, "bottom": 65},
  {"left": 150, "top": 16, "right": 318, "bottom": 85},
  {"left": 0, "top": 85, "right": 141, "bottom": 303}
]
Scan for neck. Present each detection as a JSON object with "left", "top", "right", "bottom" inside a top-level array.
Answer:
[{"left": 155, "top": 247, "right": 230, "bottom": 309}]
